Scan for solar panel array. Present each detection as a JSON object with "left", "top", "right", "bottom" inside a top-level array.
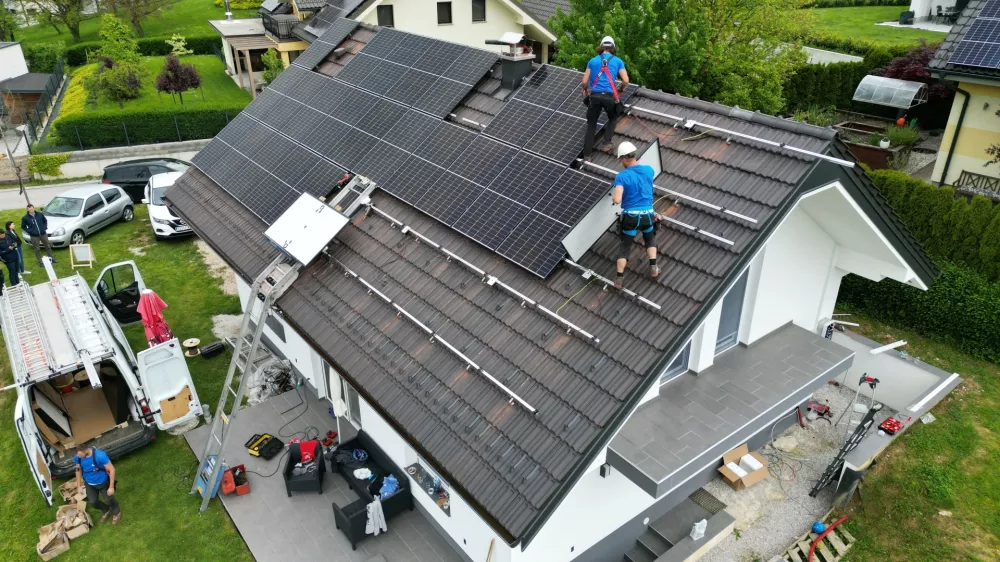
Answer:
[
  {"left": 292, "top": 18, "right": 359, "bottom": 70},
  {"left": 302, "top": 0, "right": 365, "bottom": 36},
  {"left": 948, "top": 0, "right": 1000, "bottom": 69}
]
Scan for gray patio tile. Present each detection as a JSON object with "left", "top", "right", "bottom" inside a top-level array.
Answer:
[
  {"left": 687, "top": 389, "right": 726, "bottom": 414},
  {"left": 718, "top": 381, "right": 760, "bottom": 407},
  {"left": 408, "top": 542, "right": 446, "bottom": 562}
]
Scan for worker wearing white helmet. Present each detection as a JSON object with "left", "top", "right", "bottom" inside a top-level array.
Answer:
[
  {"left": 580, "top": 36, "right": 629, "bottom": 159},
  {"left": 612, "top": 141, "right": 658, "bottom": 288}
]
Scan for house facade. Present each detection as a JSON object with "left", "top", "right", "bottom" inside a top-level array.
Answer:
[
  {"left": 928, "top": 0, "right": 1000, "bottom": 195},
  {"left": 167, "top": 22, "right": 935, "bottom": 562}
]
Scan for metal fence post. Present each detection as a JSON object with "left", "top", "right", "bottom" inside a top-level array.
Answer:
[
  {"left": 75, "top": 126, "right": 83, "bottom": 150},
  {"left": 174, "top": 115, "right": 182, "bottom": 142},
  {"left": 122, "top": 122, "right": 130, "bottom": 146},
  {"left": 22, "top": 130, "right": 32, "bottom": 155},
  {"left": 225, "top": 111, "right": 230, "bottom": 124}
]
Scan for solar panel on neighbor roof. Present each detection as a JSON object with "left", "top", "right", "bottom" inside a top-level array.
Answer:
[
  {"left": 948, "top": 7, "right": 1000, "bottom": 69},
  {"left": 980, "top": 0, "right": 1000, "bottom": 19}
]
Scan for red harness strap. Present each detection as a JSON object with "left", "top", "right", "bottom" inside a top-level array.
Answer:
[{"left": 590, "top": 56, "right": 620, "bottom": 101}]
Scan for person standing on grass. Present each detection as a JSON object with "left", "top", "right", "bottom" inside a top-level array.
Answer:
[
  {"left": 0, "top": 231, "right": 20, "bottom": 287},
  {"left": 74, "top": 447, "right": 121, "bottom": 525},
  {"left": 5, "top": 221, "right": 29, "bottom": 276},
  {"left": 21, "top": 204, "right": 55, "bottom": 267}
]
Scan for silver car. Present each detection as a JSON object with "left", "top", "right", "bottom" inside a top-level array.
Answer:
[{"left": 23, "top": 184, "right": 134, "bottom": 247}]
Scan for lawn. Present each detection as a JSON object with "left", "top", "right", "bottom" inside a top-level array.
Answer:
[
  {"left": 839, "top": 314, "right": 1000, "bottom": 561},
  {"left": 60, "top": 55, "right": 251, "bottom": 119},
  {"left": 811, "top": 6, "right": 948, "bottom": 47},
  {"left": 0, "top": 204, "right": 252, "bottom": 561},
  {"left": 16, "top": 0, "right": 258, "bottom": 47}
]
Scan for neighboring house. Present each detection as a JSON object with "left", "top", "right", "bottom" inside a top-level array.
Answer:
[
  {"left": 0, "top": 42, "right": 28, "bottom": 83},
  {"left": 909, "top": 0, "right": 964, "bottom": 21},
  {"left": 0, "top": 41, "right": 60, "bottom": 126},
  {"left": 927, "top": 0, "right": 1000, "bottom": 195},
  {"left": 166, "top": 22, "right": 936, "bottom": 562}
]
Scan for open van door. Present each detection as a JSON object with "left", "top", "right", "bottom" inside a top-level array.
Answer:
[
  {"left": 94, "top": 261, "right": 147, "bottom": 325},
  {"left": 136, "top": 339, "right": 203, "bottom": 430},
  {"left": 15, "top": 394, "right": 54, "bottom": 505}
]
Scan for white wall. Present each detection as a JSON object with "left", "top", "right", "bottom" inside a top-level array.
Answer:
[
  {"left": 0, "top": 43, "right": 29, "bottom": 82},
  {"left": 831, "top": 331, "right": 944, "bottom": 411}
]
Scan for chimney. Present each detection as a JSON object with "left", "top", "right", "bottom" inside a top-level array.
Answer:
[{"left": 485, "top": 33, "right": 534, "bottom": 91}]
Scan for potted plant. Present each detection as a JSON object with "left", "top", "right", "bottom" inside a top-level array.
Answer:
[{"left": 879, "top": 137, "right": 890, "bottom": 149}]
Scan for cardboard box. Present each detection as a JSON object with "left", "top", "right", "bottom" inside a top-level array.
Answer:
[
  {"left": 55, "top": 501, "right": 92, "bottom": 540},
  {"left": 36, "top": 525, "right": 69, "bottom": 560},
  {"left": 57, "top": 481, "right": 86, "bottom": 504},
  {"left": 718, "top": 444, "right": 768, "bottom": 490}
]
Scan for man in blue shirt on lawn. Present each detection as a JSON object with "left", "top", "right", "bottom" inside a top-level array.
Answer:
[
  {"left": 581, "top": 36, "right": 629, "bottom": 159},
  {"left": 74, "top": 447, "right": 121, "bottom": 524},
  {"left": 612, "top": 141, "right": 658, "bottom": 289}
]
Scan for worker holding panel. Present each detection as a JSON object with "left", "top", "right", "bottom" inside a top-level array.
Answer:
[
  {"left": 581, "top": 36, "right": 629, "bottom": 159},
  {"left": 612, "top": 141, "right": 658, "bottom": 289}
]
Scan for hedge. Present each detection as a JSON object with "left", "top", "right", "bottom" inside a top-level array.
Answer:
[
  {"left": 51, "top": 104, "right": 247, "bottom": 149},
  {"left": 783, "top": 47, "right": 895, "bottom": 113},
  {"left": 803, "top": 31, "right": 919, "bottom": 58},
  {"left": 213, "top": 0, "right": 262, "bottom": 8},
  {"left": 22, "top": 42, "right": 65, "bottom": 73},
  {"left": 804, "top": 0, "right": 908, "bottom": 6},
  {"left": 64, "top": 35, "right": 220, "bottom": 66}
]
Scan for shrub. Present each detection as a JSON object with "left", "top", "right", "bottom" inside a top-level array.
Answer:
[
  {"left": 803, "top": 31, "right": 918, "bottom": 58},
  {"left": 22, "top": 42, "right": 65, "bottom": 73},
  {"left": 792, "top": 105, "right": 838, "bottom": 126},
  {"left": 804, "top": 0, "right": 908, "bottom": 6},
  {"left": 261, "top": 49, "right": 284, "bottom": 85},
  {"left": 885, "top": 124, "right": 920, "bottom": 146},
  {"left": 212, "top": 0, "right": 261, "bottom": 8},
  {"left": 156, "top": 55, "right": 202, "bottom": 104},
  {"left": 64, "top": 35, "right": 219, "bottom": 65},
  {"left": 27, "top": 154, "right": 70, "bottom": 177},
  {"left": 166, "top": 34, "right": 194, "bottom": 56},
  {"left": 51, "top": 104, "right": 247, "bottom": 149}
]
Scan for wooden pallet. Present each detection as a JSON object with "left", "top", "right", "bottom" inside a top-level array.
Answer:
[{"left": 782, "top": 512, "right": 856, "bottom": 562}]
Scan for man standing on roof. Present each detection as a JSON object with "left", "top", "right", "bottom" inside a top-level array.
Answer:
[
  {"left": 612, "top": 141, "right": 658, "bottom": 289},
  {"left": 581, "top": 36, "right": 629, "bottom": 159}
]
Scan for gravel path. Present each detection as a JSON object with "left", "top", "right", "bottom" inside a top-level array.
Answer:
[{"left": 700, "top": 383, "right": 895, "bottom": 562}]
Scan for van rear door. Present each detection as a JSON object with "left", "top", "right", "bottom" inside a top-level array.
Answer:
[
  {"left": 136, "top": 338, "right": 202, "bottom": 430},
  {"left": 94, "top": 261, "right": 147, "bottom": 325},
  {"left": 15, "top": 393, "right": 54, "bottom": 505}
]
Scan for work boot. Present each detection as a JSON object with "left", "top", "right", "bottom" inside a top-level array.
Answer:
[
  {"left": 112, "top": 513, "right": 121, "bottom": 525},
  {"left": 100, "top": 511, "right": 112, "bottom": 523},
  {"left": 596, "top": 140, "right": 614, "bottom": 152},
  {"left": 649, "top": 265, "right": 660, "bottom": 279},
  {"left": 614, "top": 274, "right": 624, "bottom": 289}
]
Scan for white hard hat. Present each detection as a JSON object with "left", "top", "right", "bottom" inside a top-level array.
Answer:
[
  {"left": 616, "top": 141, "right": 638, "bottom": 158},
  {"left": 601, "top": 36, "right": 615, "bottom": 47}
]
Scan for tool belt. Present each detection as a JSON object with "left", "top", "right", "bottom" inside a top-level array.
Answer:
[{"left": 619, "top": 210, "right": 656, "bottom": 237}]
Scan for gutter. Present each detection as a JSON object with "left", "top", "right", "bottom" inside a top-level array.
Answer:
[{"left": 934, "top": 71, "right": 970, "bottom": 187}]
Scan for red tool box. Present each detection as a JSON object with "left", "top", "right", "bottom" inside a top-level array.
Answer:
[
  {"left": 879, "top": 417, "right": 904, "bottom": 435},
  {"left": 221, "top": 465, "right": 250, "bottom": 496}
]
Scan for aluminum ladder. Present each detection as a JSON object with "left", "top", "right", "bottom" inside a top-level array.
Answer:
[
  {"left": 1, "top": 282, "right": 54, "bottom": 383},
  {"left": 190, "top": 256, "right": 299, "bottom": 512}
]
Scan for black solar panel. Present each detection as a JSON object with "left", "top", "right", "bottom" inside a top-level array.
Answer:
[
  {"left": 534, "top": 170, "right": 609, "bottom": 224},
  {"left": 386, "top": 34, "right": 434, "bottom": 67},
  {"left": 361, "top": 28, "right": 405, "bottom": 59},
  {"left": 967, "top": 19, "right": 1000, "bottom": 41},
  {"left": 191, "top": 138, "right": 229, "bottom": 175},
  {"left": 327, "top": 129, "right": 379, "bottom": 170},
  {"left": 454, "top": 189, "right": 530, "bottom": 249},
  {"left": 292, "top": 41, "right": 338, "bottom": 71},
  {"left": 495, "top": 211, "right": 571, "bottom": 277},
  {"left": 444, "top": 49, "right": 499, "bottom": 85},
  {"left": 513, "top": 65, "right": 579, "bottom": 108},
  {"left": 949, "top": 39, "right": 1000, "bottom": 68},
  {"left": 269, "top": 64, "right": 310, "bottom": 94},
  {"left": 362, "top": 59, "right": 408, "bottom": 95},
  {"left": 555, "top": 90, "right": 588, "bottom": 119},
  {"left": 302, "top": 116, "right": 353, "bottom": 158},
  {"left": 329, "top": 87, "right": 380, "bottom": 125},
  {"left": 415, "top": 172, "right": 482, "bottom": 225},
  {"left": 414, "top": 122, "right": 476, "bottom": 167},
  {"left": 413, "top": 77, "right": 473, "bottom": 118},
  {"left": 270, "top": 149, "right": 319, "bottom": 189},
  {"left": 294, "top": 159, "right": 347, "bottom": 198},
  {"left": 382, "top": 110, "right": 441, "bottom": 152},
  {"left": 385, "top": 69, "right": 437, "bottom": 106},
  {"left": 412, "top": 41, "right": 468, "bottom": 74},
  {"left": 261, "top": 189, "right": 301, "bottom": 225},
  {"left": 982, "top": 0, "right": 1000, "bottom": 18},
  {"left": 483, "top": 101, "right": 550, "bottom": 147},
  {"left": 381, "top": 156, "right": 440, "bottom": 204},
  {"left": 523, "top": 111, "right": 588, "bottom": 165},
  {"left": 215, "top": 114, "right": 255, "bottom": 145},
  {"left": 316, "top": 17, "right": 359, "bottom": 48},
  {"left": 355, "top": 141, "right": 409, "bottom": 185},
  {"left": 242, "top": 88, "right": 282, "bottom": 119},
  {"left": 337, "top": 53, "right": 381, "bottom": 85},
  {"left": 355, "top": 98, "right": 407, "bottom": 137},
  {"left": 488, "top": 152, "right": 563, "bottom": 203},
  {"left": 450, "top": 136, "right": 518, "bottom": 186}
]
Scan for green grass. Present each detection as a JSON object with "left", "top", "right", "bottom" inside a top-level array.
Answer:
[
  {"left": 61, "top": 55, "right": 251, "bottom": 118},
  {"left": 16, "top": 0, "right": 258, "bottom": 47},
  {"left": 840, "top": 314, "right": 1000, "bottom": 561},
  {"left": 0, "top": 205, "right": 251, "bottom": 561},
  {"left": 811, "top": 6, "right": 948, "bottom": 46}
]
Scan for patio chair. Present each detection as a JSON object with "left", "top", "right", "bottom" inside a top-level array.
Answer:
[
  {"left": 283, "top": 440, "right": 326, "bottom": 496},
  {"left": 935, "top": 5, "right": 943, "bottom": 23}
]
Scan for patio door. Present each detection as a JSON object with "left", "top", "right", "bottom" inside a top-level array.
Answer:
[
  {"left": 716, "top": 269, "right": 749, "bottom": 354},
  {"left": 340, "top": 377, "right": 361, "bottom": 427}
]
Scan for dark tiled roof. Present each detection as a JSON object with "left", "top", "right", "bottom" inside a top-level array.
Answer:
[
  {"left": 0, "top": 73, "right": 51, "bottom": 93},
  {"left": 295, "top": 0, "right": 326, "bottom": 10},
  {"left": 167, "top": 25, "right": 935, "bottom": 547},
  {"left": 928, "top": 0, "right": 1000, "bottom": 79},
  {"left": 515, "top": 0, "right": 571, "bottom": 29}
]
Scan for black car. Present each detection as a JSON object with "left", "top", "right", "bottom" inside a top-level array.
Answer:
[{"left": 102, "top": 158, "right": 191, "bottom": 203}]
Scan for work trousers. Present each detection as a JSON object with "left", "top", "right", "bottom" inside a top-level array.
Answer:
[
  {"left": 85, "top": 481, "right": 120, "bottom": 516},
  {"left": 16, "top": 246, "right": 25, "bottom": 273},
  {"left": 3, "top": 259, "right": 18, "bottom": 286},
  {"left": 617, "top": 213, "right": 657, "bottom": 261},
  {"left": 29, "top": 234, "right": 53, "bottom": 266},
  {"left": 583, "top": 93, "right": 619, "bottom": 157}
]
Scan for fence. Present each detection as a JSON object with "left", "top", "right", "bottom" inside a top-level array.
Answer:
[{"left": 13, "top": 57, "right": 67, "bottom": 153}]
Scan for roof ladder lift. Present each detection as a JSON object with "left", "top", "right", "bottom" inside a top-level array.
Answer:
[
  {"left": 0, "top": 282, "right": 55, "bottom": 387},
  {"left": 190, "top": 256, "right": 299, "bottom": 512}
]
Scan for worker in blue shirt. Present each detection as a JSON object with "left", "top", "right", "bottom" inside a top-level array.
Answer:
[
  {"left": 74, "top": 447, "right": 121, "bottom": 525},
  {"left": 581, "top": 36, "right": 629, "bottom": 159},
  {"left": 612, "top": 141, "right": 658, "bottom": 289}
]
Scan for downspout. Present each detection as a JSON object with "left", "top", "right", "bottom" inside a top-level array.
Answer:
[{"left": 937, "top": 73, "right": 970, "bottom": 187}]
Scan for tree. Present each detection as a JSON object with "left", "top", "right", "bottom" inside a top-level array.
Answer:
[
  {"left": 155, "top": 54, "right": 202, "bottom": 104},
  {"left": 111, "top": 0, "right": 178, "bottom": 37},
  {"left": 46, "top": 0, "right": 98, "bottom": 42},
  {"left": 83, "top": 16, "right": 144, "bottom": 108},
  {"left": 261, "top": 49, "right": 284, "bottom": 86},
  {"left": 94, "top": 14, "right": 141, "bottom": 65},
  {"left": 874, "top": 42, "right": 952, "bottom": 105},
  {"left": 165, "top": 34, "right": 193, "bottom": 56},
  {"left": 0, "top": 8, "right": 16, "bottom": 42}
]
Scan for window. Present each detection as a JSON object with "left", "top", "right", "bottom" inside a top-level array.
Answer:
[
  {"left": 437, "top": 1, "right": 452, "bottom": 24},
  {"left": 287, "top": 50, "right": 301, "bottom": 63},
  {"left": 340, "top": 378, "right": 361, "bottom": 425},
  {"left": 716, "top": 269, "right": 749, "bottom": 354},
  {"left": 406, "top": 458, "right": 451, "bottom": 516},
  {"left": 660, "top": 342, "right": 691, "bottom": 383},
  {"left": 101, "top": 188, "right": 121, "bottom": 204},
  {"left": 149, "top": 165, "right": 173, "bottom": 175},
  {"left": 471, "top": 0, "right": 485, "bottom": 22},
  {"left": 84, "top": 194, "right": 105, "bottom": 215},
  {"left": 376, "top": 5, "right": 394, "bottom": 27}
]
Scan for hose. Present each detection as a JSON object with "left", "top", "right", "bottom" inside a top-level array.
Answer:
[{"left": 809, "top": 516, "right": 848, "bottom": 562}]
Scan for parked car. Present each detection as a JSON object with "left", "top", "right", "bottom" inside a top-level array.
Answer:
[
  {"left": 143, "top": 172, "right": 193, "bottom": 240},
  {"left": 101, "top": 158, "right": 191, "bottom": 203},
  {"left": 3, "top": 260, "right": 201, "bottom": 504},
  {"left": 23, "top": 185, "right": 134, "bottom": 247}
]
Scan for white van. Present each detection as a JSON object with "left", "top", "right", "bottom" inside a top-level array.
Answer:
[
  {"left": 142, "top": 172, "right": 192, "bottom": 240},
  {"left": 2, "top": 259, "right": 202, "bottom": 505}
]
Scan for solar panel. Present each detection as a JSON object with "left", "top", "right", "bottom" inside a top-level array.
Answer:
[
  {"left": 269, "top": 65, "right": 310, "bottom": 94},
  {"left": 413, "top": 77, "right": 474, "bottom": 118},
  {"left": 302, "top": 116, "right": 353, "bottom": 159},
  {"left": 414, "top": 172, "right": 482, "bottom": 225},
  {"left": 454, "top": 189, "right": 530, "bottom": 249},
  {"left": 360, "top": 28, "right": 405, "bottom": 59},
  {"left": 412, "top": 41, "right": 468, "bottom": 74},
  {"left": 316, "top": 17, "right": 359, "bottom": 47},
  {"left": 967, "top": 19, "right": 1000, "bottom": 41},
  {"left": 513, "top": 65, "right": 579, "bottom": 108},
  {"left": 444, "top": 49, "right": 499, "bottom": 85},
  {"left": 449, "top": 136, "right": 518, "bottom": 186},
  {"left": 980, "top": 0, "right": 1000, "bottom": 19},
  {"left": 355, "top": 98, "right": 408, "bottom": 137},
  {"left": 495, "top": 211, "right": 571, "bottom": 277},
  {"left": 215, "top": 114, "right": 255, "bottom": 145},
  {"left": 523, "top": 111, "right": 588, "bottom": 165},
  {"left": 488, "top": 152, "right": 563, "bottom": 203},
  {"left": 361, "top": 59, "right": 408, "bottom": 95},
  {"left": 483, "top": 100, "right": 551, "bottom": 147},
  {"left": 327, "top": 129, "right": 379, "bottom": 170},
  {"left": 381, "top": 156, "right": 440, "bottom": 204},
  {"left": 382, "top": 110, "right": 441, "bottom": 152},
  {"left": 386, "top": 33, "right": 434, "bottom": 67},
  {"left": 191, "top": 138, "right": 230, "bottom": 175},
  {"left": 294, "top": 159, "right": 347, "bottom": 198},
  {"left": 261, "top": 0, "right": 280, "bottom": 12},
  {"left": 533, "top": 170, "right": 609, "bottom": 224},
  {"left": 293, "top": 41, "right": 338, "bottom": 71},
  {"left": 337, "top": 53, "right": 381, "bottom": 85},
  {"left": 261, "top": 189, "right": 301, "bottom": 225},
  {"left": 385, "top": 69, "right": 437, "bottom": 106},
  {"left": 948, "top": 40, "right": 1000, "bottom": 68},
  {"left": 328, "top": 87, "right": 380, "bottom": 125},
  {"left": 270, "top": 149, "right": 320, "bottom": 189},
  {"left": 355, "top": 141, "right": 409, "bottom": 185},
  {"left": 413, "top": 122, "right": 476, "bottom": 167}
]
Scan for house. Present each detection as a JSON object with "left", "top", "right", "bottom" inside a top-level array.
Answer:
[
  {"left": 0, "top": 41, "right": 60, "bottom": 126},
  {"left": 166, "top": 20, "right": 936, "bottom": 562},
  {"left": 927, "top": 0, "right": 1000, "bottom": 196}
]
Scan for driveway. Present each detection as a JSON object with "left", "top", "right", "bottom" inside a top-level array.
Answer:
[{"left": 0, "top": 180, "right": 101, "bottom": 210}]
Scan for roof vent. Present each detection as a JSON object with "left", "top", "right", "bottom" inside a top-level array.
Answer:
[{"left": 485, "top": 33, "right": 533, "bottom": 90}]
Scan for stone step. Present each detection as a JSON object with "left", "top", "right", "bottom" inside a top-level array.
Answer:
[
  {"left": 625, "top": 545, "right": 657, "bottom": 562},
  {"left": 648, "top": 498, "right": 713, "bottom": 545},
  {"left": 637, "top": 529, "right": 672, "bottom": 558}
]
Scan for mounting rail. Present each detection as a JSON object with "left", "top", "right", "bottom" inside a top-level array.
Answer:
[{"left": 562, "top": 259, "right": 662, "bottom": 311}]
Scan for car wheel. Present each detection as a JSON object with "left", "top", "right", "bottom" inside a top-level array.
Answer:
[
  {"left": 70, "top": 230, "right": 85, "bottom": 245},
  {"left": 122, "top": 206, "right": 134, "bottom": 222}
]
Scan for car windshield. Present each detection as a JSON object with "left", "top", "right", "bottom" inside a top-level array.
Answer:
[
  {"left": 151, "top": 186, "right": 169, "bottom": 205},
  {"left": 44, "top": 197, "right": 84, "bottom": 217}
]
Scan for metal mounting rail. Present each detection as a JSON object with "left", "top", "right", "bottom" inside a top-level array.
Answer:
[
  {"left": 562, "top": 259, "right": 662, "bottom": 311},
  {"left": 333, "top": 258, "right": 538, "bottom": 414},
  {"left": 576, "top": 159, "right": 758, "bottom": 225},
  {"left": 367, "top": 205, "right": 599, "bottom": 343},
  {"left": 625, "top": 104, "right": 855, "bottom": 168}
]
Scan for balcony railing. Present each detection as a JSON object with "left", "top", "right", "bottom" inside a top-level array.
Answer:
[
  {"left": 955, "top": 170, "right": 1000, "bottom": 199},
  {"left": 260, "top": 12, "right": 300, "bottom": 41}
]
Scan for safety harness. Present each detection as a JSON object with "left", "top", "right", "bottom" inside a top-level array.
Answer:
[{"left": 590, "top": 54, "right": 621, "bottom": 102}]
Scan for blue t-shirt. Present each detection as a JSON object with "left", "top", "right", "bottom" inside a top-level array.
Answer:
[
  {"left": 587, "top": 53, "right": 625, "bottom": 95},
  {"left": 74, "top": 449, "right": 110, "bottom": 486},
  {"left": 615, "top": 165, "right": 655, "bottom": 211}
]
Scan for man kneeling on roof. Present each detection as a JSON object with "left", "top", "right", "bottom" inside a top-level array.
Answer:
[{"left": 613, "top": 141, "right": 658, "bottom": 289}]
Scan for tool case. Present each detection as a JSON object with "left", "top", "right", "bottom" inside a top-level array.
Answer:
[{"left": 245, "top": 433, "right": 283, "bottom": 459}]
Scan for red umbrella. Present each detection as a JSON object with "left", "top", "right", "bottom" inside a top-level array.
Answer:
[{"left": 138, "top": 289, "right": 174, "bottom": 347}]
